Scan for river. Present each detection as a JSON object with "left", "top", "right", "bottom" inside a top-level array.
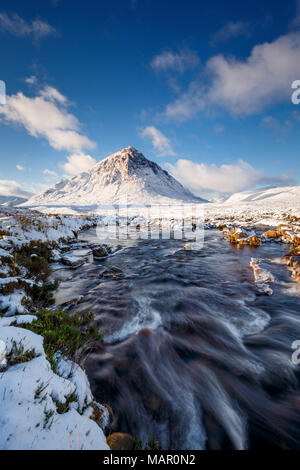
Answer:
[{"left": 53, "top": 228, "right": 300, "bottom": 450}]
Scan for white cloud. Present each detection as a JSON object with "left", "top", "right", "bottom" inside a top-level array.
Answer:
[
  {"left": 43, "top": 168, "right": 58, "bottom": 177},
  {"left": 0, "top": 12, "right": 56, "bottom": 40},
  {"left": 150, "top": 47, "right": 200, "bottom": 73},
  {"left": 163, "top": 31, "right": 300, "bottom": 119},
  {"left": 165, "top": 159, "right": 295, "bottom": 197},
  {"left": 290, "top": 0, "right": 300, "bottom": 29},
  {"left": 0, "top": 179, "right": 33, "bottom": 198},
  {"left": 140, "top": 126, "right": 176, "bottom": 156},
  {"left": 62, "top": 153, "right": 97, "bottom": 176},
  {"left": 0, "top": 86, "right": 96, "bottom": 153},
  {"left": 25, "top": 75, "right": 37, "bottom": 85},
  {"left": 210, "top": 21, "right": 250, "bottom": 46},
  {"left": 16, "top": 165, "right": 25, "bottom": 171},
  {"left": 164, "top": 81, "right": 206, "bottom": 121}
]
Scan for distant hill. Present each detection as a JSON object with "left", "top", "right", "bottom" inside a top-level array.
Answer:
[
  {"left": 224, "top": 186, "right": 300, "bottom": 206},
  {"left": 0, "top": 195, "right": 28, "bottom": 207}
]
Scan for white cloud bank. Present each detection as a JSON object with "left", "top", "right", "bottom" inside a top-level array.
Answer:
[
  {"left": 0, "top": 86, "right": 95, "bottom": 153},
  {"left": 62, "top": 153, "right": 97, "bottom": 176},
  {"left": 163, "top": 31, "right": 300, "bottom": 120},
  {"left": 165, "top": 159, "right": 295, "bottom": 198},
  {"left": 0, "top": 85, "right": 97, "bottom": 177},
  {"left": 141, "top": 126, "right": 176, "bottom": 156},
  {"left": 0, "top": 12, "right": 56, "bottom": 40}
]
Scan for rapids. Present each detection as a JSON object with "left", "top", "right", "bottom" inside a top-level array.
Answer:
[{"left": 53, "top": 229, "right": 300, "bottom": 450}]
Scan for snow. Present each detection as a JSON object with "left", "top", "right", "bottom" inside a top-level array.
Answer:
[
  {"left": 250, "top": 258, "right": 275, "bottom": 295},
  {"left": 0, "top": 215, "right": 111, "bottom": 450},
  {"left": 224, "top": 185, "right": 300, "bottom": 206},
  {"left": 0, "top": 290, "right": 28, "bottom": 316},
  {"left": 0, "top": 315, "right": 37, "bottom": 327},
  {"left": 0, "top": 326, "right": 109, "bottom": 450},
  {"left": 21, "top": 147, "right": 205, "bottom": 213},
  {"left": 0, "top": 339, "right": 6, "bottom": 370}
]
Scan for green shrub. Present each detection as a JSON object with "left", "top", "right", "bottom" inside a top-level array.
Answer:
[
  {"left": 14, "top": 241, "right": 54, "bottom": 281},
  {"left": 133, "top": 437, "right": 163, "bottom": 450},
  {"left": 22, "top": 309, "right": 102, "bottom": 370}
]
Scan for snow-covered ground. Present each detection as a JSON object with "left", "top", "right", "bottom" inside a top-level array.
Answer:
[{"left": 0, "top": 213, "right": 110, "bottom": 450}]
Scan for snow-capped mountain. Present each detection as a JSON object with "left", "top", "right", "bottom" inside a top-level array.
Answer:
[
  {"left": 22, "top": 147, "right": 205, "bottom": 212},
  {"left": 224, "top": 186, "right": 300, "bottom": 206},
  {"left": 0, "top": 195, "right": 28, "bottom": 207}
]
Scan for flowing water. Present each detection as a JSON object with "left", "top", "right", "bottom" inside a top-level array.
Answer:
[{"left": 53, "top": 229, "right": 300, "bottom": 450}]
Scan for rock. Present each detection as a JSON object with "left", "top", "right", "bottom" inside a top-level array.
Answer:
[
  {"left": 294, "top": 235, "right": 300, "bottom": 245},
  {"left": 106, "top": 433, "right": 135, "bottom": 450},
  {"left": 92, "top": 246, "right": 109, "bottom": 260},
  {"left": 262, "top": 230, "right": 279, "bottom": 239},
  {"left": 61, "top": 296, "right": 83, "bottom": 310},
  {"left": 90, "top": 402, "right": 111, "bottom": 429},
  {"left": 61, "top": 254, "right": 83, "bottom": 268},
  {"left": 227, "top": 227, "right": 245, "bottom": 243},
  {"left": 99, "top": 266, "right": 124, "bottom": 278},
  {"left": 290, "top": 246, "right": 300, "bottom": 256}
]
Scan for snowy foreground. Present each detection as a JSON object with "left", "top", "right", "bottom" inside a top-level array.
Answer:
[
  {"left": 0, "top": 212, "right": 109, "bottom": 450},
  {"left": 0, "top": 205, "right": 299, "bottom": 450}
]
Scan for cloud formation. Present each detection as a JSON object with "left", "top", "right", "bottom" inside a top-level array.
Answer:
[
  {"left": 150, "top": 47, "right": 200, "bottom": 73},
  {"left": 0, "top": 86, "right": 96, "bottom": 153},
  {"left": 62, "top": 153, "right": 97, "bottom": 176},
  {"left": 165, "top": 159, "right": 295, "bottom": 197},
  {"left": 0, "top": 12, "right": 56, "bottom": 40},
  {"left": 43, "top": 169, "right": 58, "bottom": 177},
  {"left": 140, "top": 126, "right": 176, "bottom": 156},
  {"left": 210, "top": 21, "right": 250, "bottom": 46},
  {"left": 162, "top": 31, "right": 300, "bottom": 119}
]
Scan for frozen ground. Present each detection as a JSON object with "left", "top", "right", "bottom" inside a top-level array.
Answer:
[{"left": 0, "top": 213, "right": 109, "bottom": 450}]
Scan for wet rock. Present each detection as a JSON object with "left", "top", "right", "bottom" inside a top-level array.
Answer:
[
  {"left": 61, "top": 254, "right": 83, "bottom": 268},
  {"left": 99, "top": 266, "right": 124, "bottom": 279},
  {"left": 90, "top": 402, "right": 111, "bottom": 429},
  {"left": 60, "top": 296, "right": 83, "bottom": 310},
  {"left": 290, "top": 246, "right": 300, "bottom": 256},
  {"left": 262, "top": 230, "right": 279, "bottom": 239},
  {"left": 92, "top": 246, "right": 109, "bottom": 260},
  {"left": 138, "top": 328, "right": 153, "bottom": 338},
  {"left": 106, "top": 433, "right": 135, "bottom": 450}
]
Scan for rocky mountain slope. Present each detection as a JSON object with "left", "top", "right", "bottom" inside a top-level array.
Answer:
[{"left": 22, "top": 147, "right": 205, "bottom": 212}]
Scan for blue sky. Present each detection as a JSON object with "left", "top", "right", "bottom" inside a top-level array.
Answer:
[{"left": 0, "top": 0, "right": 300, "bottom": 200}]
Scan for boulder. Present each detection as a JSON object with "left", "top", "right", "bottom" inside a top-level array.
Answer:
[
  {"left": 92, "top": 246, "right": 109, "bottom": 260},
  {"left": 61, "top": 254, "right": 83, "bottom": 268},
  {"left": 106, "top": 433, "right": 135, "bottom": 450},
  {"left": 262, "top": 230, "right": 279, "bottom": 239}
]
